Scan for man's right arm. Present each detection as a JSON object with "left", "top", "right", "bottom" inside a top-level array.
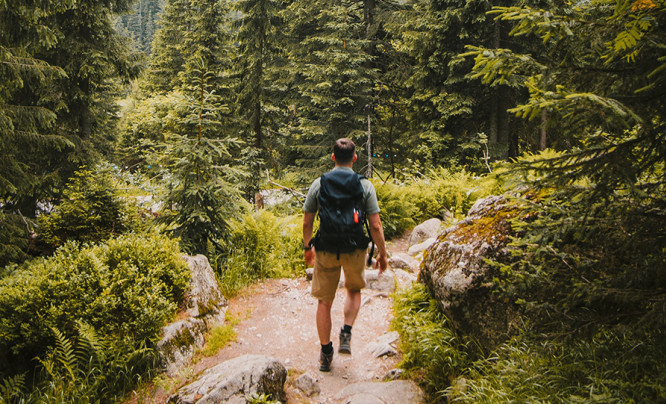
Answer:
[
  {"left": 368, "top": 213, "right": 388, "bottom": 274},
  {"left": 303, "top": 212, "right": 316, "bottom": 267}
]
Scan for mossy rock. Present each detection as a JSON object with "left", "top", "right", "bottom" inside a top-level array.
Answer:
[{"left": 420, "top": 195, "right": 524, "bottom": 353}]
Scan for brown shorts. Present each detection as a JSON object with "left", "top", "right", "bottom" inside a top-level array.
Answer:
[{"left": 311, "top": 250, "right": 366, "bottom": 302}]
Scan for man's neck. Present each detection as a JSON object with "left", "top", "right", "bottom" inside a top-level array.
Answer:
[{"left": 334, "top": 163, "right": 354, "bottom": 169}]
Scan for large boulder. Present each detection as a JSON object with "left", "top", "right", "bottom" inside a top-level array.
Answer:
[
  {"left": 419, "top": 195, "right": 522, "bottom": 353},
  {"left": 168, "top": 355, "right": 287, "bottom": 404},
  {"left": 335, "top": 380, "right": 425, "bottom": 404},
  {"left": 158, "top": 255, "right": 227, "bottom": 376},
  {"left": 408, "top": 218, "right": 442, "bottom": 247}
]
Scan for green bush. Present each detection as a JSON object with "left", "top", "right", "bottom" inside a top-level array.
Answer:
[
  {"left": 37, "top": 167, "right": 144, "bottom": 251},
  {"left": 0, "top": 211, "right": 32, "bottom": 267},
  {"left": 216, "top": 211, "right": 303, "bottom": 296},
  {"left": 373, "top": 181, "right": 418, "bottom": 239},
  {"left": 0, "top": 233, "right": 189, "bottom": 376}
]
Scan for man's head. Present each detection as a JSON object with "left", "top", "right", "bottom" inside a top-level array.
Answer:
[{"left": 333, "top": 138, "right": 357, "bottom": 165}]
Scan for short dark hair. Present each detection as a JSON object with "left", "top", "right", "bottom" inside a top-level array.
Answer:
[{"left": 334, "top": 138, "right": 355, "bottom": 163}]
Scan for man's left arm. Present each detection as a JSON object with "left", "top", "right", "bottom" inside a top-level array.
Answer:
[{"left": 368, "top": 213, "right": 388, "bottom": 274}]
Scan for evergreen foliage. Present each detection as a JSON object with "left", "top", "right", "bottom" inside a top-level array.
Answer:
[
  {"left": 283, "top": 0, "right": 378, "bottom": 174},
  {"left": 116, "top": 0, "right": 165, "bottom": 54},
  {"left": 37, "top": 167, "right": 144, "bottom": 252},
  {"left": 233, "top": 0, "right": 287, "bottom": 195},
  {"left": 158, "top": 60, "right": 244, "bottom": 254},
  {"left": 0, "top": 234, "right": 189, "bottom": 379}
]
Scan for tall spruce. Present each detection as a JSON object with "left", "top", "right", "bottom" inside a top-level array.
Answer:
[
  {"left": 233, "top": 0, "right": 286, "bottom": 197},
  {"left": 284, "top": 0, "right": 377, "bottom": 175},
  {"left": 1, "top": 0, "right": 136, "bottom": 216}
]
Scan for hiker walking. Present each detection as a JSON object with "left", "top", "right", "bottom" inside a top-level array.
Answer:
[{"left": 302, "top": 138, "right": 388, "bottom": 372}]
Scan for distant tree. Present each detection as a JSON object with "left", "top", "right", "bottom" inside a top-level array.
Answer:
[
  {"left": 159, "top": 61, "right": 244, "bottom": 254},
  {"left": 283, "top": 0, "right": 377, "bottom": 175},
  {"left": 232, "top": 0, "right": 287, "bottom": 197},
  {"left": 463, "top": 0, "right": 665, "bottom": 196},
  {"left": 116, "top": 0, "right": 165, "bottom": 54}
]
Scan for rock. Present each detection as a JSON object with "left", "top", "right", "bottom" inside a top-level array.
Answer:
[
  {"left": 408, "top": 218, "right": 442, "bottom": 247},
  {"left": 158, "top": 255, "right": 227, "bottom": 376},
  {"left": 305, "top": 267, "right": 314, "bottom": 280},
  {"left": 388, "top": 252, "right": 419, "bottom": 272},
  {"left": 384, "top": 368, "right": 404, "bottom": 381},
  {"left": 294, "top": 372, "right": 320, "bottom": 397},
  {"left": 419, "top": 195, "right": 523, "bottom": 352},
  {"left": 365, "top": 269, "right": 395, "bottom": 293},
  {"left": 182, "top": 255, "right": 227, "bottom": 319},
  {"left": 393, "top": 269, "right": 417, "bottom": 290},
  {"left": 168, "top": 355, "right": 287, "bottom": 404},
  {"left": 365, "top": 331, "right": 399, "bottom": 358},
  {"left": 338, "top": 269, "right": 395, "bottom": 293},
  {"left": 407, "top": 237, "right": 436, "bottom": 257},
  {"left": 335, "top": 380, "right": 425, "bottom": 404}
]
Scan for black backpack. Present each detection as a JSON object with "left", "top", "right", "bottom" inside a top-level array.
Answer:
[{"left": 310, "top": 170, "right": 373, "bottom": 260}]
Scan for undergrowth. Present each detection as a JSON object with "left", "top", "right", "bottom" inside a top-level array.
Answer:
[{"left": 215, "top": 210, "right": 303, "bottom": 297}]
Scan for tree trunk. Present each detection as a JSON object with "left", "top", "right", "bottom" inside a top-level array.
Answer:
[
  {"left": 488, "top": 16, "right": 501, "bottom": 144},
  {"left": 539, "top": 109, "right": 547, "bottom": 150},
  {"left": 366, "top": 114, "right": 373, "bottom": 178}
]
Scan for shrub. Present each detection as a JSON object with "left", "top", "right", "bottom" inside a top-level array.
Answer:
[
  {"left": 37, "top": 167, "right": 144, "bottom": 252},
  {"left": 215, "top": 211, "right": 302, "bottom": 296},
  {"left": 0, "top": 233, "right": 189, "bottom": 376},
  {"left": 373, "top": 181, "right": 418, "bottom": 239},
  {"left": 0, "top": 211, "right": 32, "bottom": 267}
]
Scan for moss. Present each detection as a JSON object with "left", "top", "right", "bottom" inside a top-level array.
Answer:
[{"left": 452, "top": 207, "right": 521, "bottom": 246}]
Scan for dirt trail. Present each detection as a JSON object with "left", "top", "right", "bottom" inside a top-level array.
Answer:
[
  {"left": 198, "top": 278, "right": 399, "bottom": 402},
  {"left": 147, "top": 236, "right": 410, "bottom": 403}
]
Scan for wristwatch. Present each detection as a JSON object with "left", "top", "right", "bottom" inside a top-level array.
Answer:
[{"left": 303, "top": 245, "right": 313, "bottom": 251}]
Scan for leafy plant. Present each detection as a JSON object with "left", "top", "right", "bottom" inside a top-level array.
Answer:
[
  {"left": 37, "top": 167, "right": 144, "bottom": 252},
  {"left": 216, "top": 211, "right": 302, "bottom": 296},
  {"left": 391, "top": 283, "right": 469, "bottom": 401},
  {"left": 0, "top": 234, "right": 189, "bottom": 376}
]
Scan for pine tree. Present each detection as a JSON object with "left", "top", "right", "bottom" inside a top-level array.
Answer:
[
  {"left": 233, "top": 0, "right": 287, "bottom": 197},
  {"left": 159, "top": 60, "right": 244, "bottom": 254},
  {"left": 284, "top": 0, "right": 377, "bottom": 175}
]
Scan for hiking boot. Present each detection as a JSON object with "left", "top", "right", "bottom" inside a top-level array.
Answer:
[
  {"left": 319, "top": 348, "right": 334, "bottom": 372},
  {"left": 339, "top": 329, "right": 352, "bottom": 354}
]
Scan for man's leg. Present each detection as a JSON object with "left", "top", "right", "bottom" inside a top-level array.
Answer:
[
  {"left": 343, "top": 288, "right": 361, "bottom": 327},
  {"left": 316, "top": 299, "right": 333, "bottom": 345}
]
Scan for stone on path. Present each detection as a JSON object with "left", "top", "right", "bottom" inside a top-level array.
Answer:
[
  {"left": 365, "top": 331, "right": 399, "bottom": 358},
  {"left": 294, "top": 372, "right": 321, "bottom": 397},
  {"left": 408, "top": 218, "right": 442, "bottom": 247},
  {"left": 168, "top": 354, "right": 286, "bottom": 404},
  {"left": 388, "top": 252, "right": 420, "bottom": 272},
  {"left": 334, "top": 380, "right": 425, "bottom": 404},
  {"left": 408, "top": 237, "right": 437, "bottom": 257}
]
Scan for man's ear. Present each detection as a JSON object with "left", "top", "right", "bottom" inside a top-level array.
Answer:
[
  {"left": 331, "top": 153, "right": 336, "bottom": 161},
  {"left": 352, "top": 154, "right": 357, "bottom": 162}
]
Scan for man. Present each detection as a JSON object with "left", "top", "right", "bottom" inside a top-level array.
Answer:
[{"left": 302, "top": 138, "right": 388, "bottom": 372}]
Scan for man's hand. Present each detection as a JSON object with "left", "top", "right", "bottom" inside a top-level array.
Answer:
[
  {"left": 376, "top": 253, "right": 388, "bottom": 275},
  {"left": 304, "top": 248, "right": 315, "bottom": 267}
]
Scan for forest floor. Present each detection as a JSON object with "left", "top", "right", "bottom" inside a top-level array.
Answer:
[{"left": 138, "top": 235, "right": 412, "bottom": 403}]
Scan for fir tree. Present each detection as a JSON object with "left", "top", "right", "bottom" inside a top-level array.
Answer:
[{"left": 233, "top": 0, "right": 287, "bottom": 197}]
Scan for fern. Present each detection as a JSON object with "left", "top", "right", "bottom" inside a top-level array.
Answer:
[{"left": 0, "top": 373, "right": 26, "bottom": 404}]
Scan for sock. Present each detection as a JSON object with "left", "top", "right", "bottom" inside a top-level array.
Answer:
[
  {"left": 321, "top": 342, "right": 333, "bottom": 354},
  {"left": 343, "top": 324, "right": 352, "bottom": 334}
]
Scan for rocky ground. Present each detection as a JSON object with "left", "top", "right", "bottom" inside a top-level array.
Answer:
[{"left": 132, "top": 234, "right": 425, "bottom": 403}]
